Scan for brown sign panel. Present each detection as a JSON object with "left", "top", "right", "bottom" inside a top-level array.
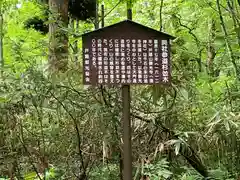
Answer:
[{"left": 82, "top": 20, "right": 174, "bottom": 85}]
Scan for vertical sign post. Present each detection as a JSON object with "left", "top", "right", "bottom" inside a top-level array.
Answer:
[
  {"left": 82, "top": 10, "right": 174, "bottom": 180},
  {"left": 122, "top": 1, "right": 133, "bottom": 180}
]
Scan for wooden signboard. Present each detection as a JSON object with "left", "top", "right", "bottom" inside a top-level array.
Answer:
[{"left": 82, "top": 20, "right": 174, "bottom": 85}]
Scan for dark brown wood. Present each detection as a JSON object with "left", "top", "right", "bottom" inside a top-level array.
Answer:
[
  {"left": 122, "top": 84, "right": 132, "bottom": 180},
  {"left": 101, "top": 4, "right": 104, "bottom": 28},
  {"left": 82, "top": 20, "right": 173, "bottom": 85},
  {"left": 121, "top": 7, "right": 132, "bottom": 180}
]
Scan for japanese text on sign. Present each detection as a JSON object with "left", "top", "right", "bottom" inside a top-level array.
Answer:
[{"left": 83, "top": 38, "right": 170, "bottom": 85}]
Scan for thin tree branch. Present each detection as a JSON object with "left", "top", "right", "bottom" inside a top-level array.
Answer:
[
  {"left": 131, "top": 113, "right": 209, "bottom": 177},
  {"left": 0, "top": 12, "right": 3, "bottom": 73},
  {"left": 226, "top": 0, "right": 240, "bottom": 46},
  {"left": 98, "top": 0, "right": 122, "bottom": 23},
  {"left": 18, "top": 120, "right": 42, "bottom": 180},
  {"left": 49, "top": 91, "right": 88, "bottom": 179},
  {"left": 217, "top": 0, "right": 240, "bottom": 79},
  {"left": 175, "top": 14, "right": 203, "bottom": 72},
  {"left": 159, "top": 0, "right": 164, "bottom": 31},
  {"left": 225, "top": 80, "right": 233, "bottom": 111}
]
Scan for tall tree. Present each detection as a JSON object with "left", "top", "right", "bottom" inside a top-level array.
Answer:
[
  {"left": 48, "top": 0, "right": 69, "bottom": 72},
  {"left": 216, "top": 0, "right": 240, "bottom": 79},
  {"left": 0, "top": 11, "right": 3, "bottom": 70},
  {"left": 0, "top": 2, "right": 4, "bottom": 72},
  {"left": 207, "top": 19, "right": 216, "bottom": 77}
]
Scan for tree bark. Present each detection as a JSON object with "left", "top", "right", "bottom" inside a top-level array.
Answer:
[
  {"left": 226, "top": 0, "right": 240, "bottom": 46},
  {"left": 217, "top": 0, "right": 240, "bottom": 79},
  {"left": 0, "top": 12, "right": 4, "bottom": 71},
  {"left": 159, "top": 0, "right": 163, "bottom": 31},
  {"left": 48, "top": 0, "right": 69, "bottom": 72},
  {"left": 74, "top": 20, "right": 79, "bottom": 63},
  {"left": 207, "top": 19, "right": 216, "bottom": 77}
]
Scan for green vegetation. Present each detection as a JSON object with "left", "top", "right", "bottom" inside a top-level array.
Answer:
[{"left": 0, "top": 0, "right": 240, "bottom": 179}]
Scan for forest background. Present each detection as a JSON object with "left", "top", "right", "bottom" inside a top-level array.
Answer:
[{"left": 0, "top": 0, "right": 240, "bottom": 179}]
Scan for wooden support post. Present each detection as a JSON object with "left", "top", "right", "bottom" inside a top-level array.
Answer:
[{"left": 122, "top": 3, "right": 133, "bottom": 180}]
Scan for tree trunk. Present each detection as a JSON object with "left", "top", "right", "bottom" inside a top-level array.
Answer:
[
  {"left": 69, "top": 18, "right": 79, "bottom": 64},
  {"left": 48, "top": 0, "right": 69, "bottom": 72},
  {"left": 207, "top": 19, "right": 216, "bottom": 77},
  {"left": 226, "top": 0, "right": 240, "bottom": 46},
  {"left": 159, "top": 0, "right": 163, "bottom": 31},
  {"left": 0, "top": 12, "right": 3, "bottom": 71},
  {"left": 217, "top": 0, "right": 240, "bottom": 79}
]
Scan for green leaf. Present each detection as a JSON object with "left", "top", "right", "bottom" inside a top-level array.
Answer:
[
  {"left": 175, "top": 142, "right": 181, "bottom": 155},
  {"left": 24, "top": 172, "right": 37, "bottom": 180},
  {"left": 229, "top": 120, "right": 238, "bottom": 128},
  {"left": 223, "top": 120, "right": 230, "bottom": 131},
  {"left": 161, "top": 170, "right": 173, "bottom": 178},
  {"left": 180, "top": 88, "right": 188, "bottom": 100},
  {"left": 0, "top": 96, "right": 9, "bottom": 102}
]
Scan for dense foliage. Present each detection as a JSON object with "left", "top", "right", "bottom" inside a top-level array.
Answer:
[{"left": 0, "top": 0, "right": 240, "bottom": 179}]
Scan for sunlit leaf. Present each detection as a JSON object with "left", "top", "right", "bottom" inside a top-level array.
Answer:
[
  {"left": 24, "top": 172, "right": 37, "bottom": 180},
  {"left": 175, "top": 142, "right": 181, "bottom": 155},
  {"left": 223, "top": 120, "right": 230, "bottom": 131}
]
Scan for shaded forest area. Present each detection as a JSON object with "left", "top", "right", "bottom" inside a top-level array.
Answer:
[{"left": 0, "top": 0, "right": 240, "bottom": 179}]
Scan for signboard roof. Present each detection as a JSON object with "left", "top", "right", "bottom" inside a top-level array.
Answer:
[{"left": 82, "top": 19, "right": 175, "bottom": 39}]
